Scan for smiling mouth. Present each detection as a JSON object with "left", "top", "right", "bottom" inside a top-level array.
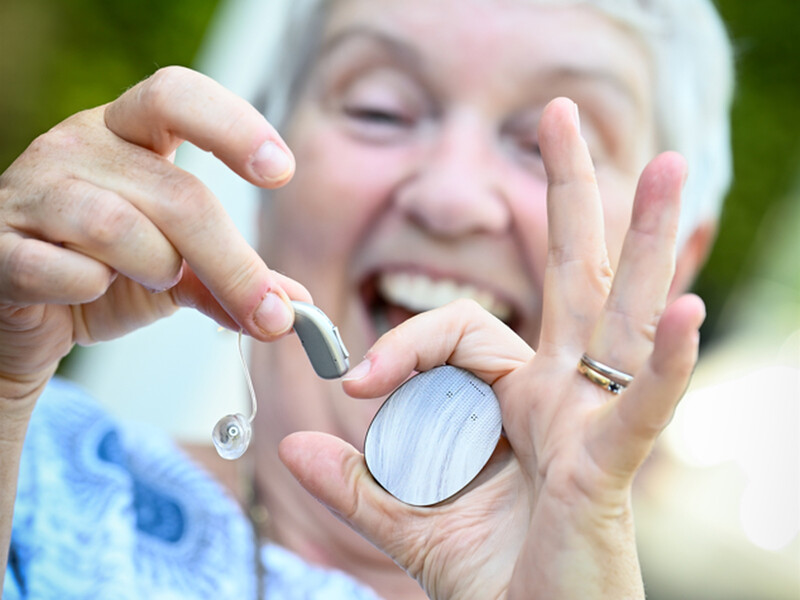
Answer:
[{"left": 364, "top": 270, "right": 516, "bottom": 336}]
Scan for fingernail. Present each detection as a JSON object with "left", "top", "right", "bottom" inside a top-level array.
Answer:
[
  {"left": 343, "top": 358, "right": 372, "bottom": 381},
  {"left": 254, "top": 292, "right": 294, "bottom": 335},
  {"left": 252, "top": 140, "right": 293, "bottom": 183},
  {"left": 572, "top": 101, "right": 581, "bottom": 131}
]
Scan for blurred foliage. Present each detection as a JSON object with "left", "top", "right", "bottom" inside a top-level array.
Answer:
[
  {"left": 0, "top": 0, "right": 798, "bottom": 346},
  {"left": 697, "top": 0, "right": 800, "bottom": 340},
  {"left": 0, "top": 0, "right": 218, "bottom": 164}
]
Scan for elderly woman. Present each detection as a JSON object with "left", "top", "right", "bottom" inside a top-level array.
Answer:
[{"left": 0, "top": 0, "right": 733, "bottom": 598}]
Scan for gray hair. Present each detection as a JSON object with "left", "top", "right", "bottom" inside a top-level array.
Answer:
[{"left": 261, "top": 0, "right": 735, "bottom": 245}]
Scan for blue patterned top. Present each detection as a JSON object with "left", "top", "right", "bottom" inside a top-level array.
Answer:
[{"left": 4, "top": 378, "right": 382, "bottom": 600}]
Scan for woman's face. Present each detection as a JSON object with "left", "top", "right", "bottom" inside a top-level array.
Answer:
[{"left": 254, "top": 0, "right": 656, "bottom": 448}]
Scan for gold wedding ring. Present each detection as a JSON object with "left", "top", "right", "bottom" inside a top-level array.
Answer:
[{"left": 577, "top": 354, "right": 634, "bottom": 395}]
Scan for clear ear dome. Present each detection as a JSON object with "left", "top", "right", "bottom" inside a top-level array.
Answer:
[{"left": 212, "top": 413, "right": 252, "bottom": 460}]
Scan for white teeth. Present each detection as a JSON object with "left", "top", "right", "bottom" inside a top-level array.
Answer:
[{"left": 377, "top": 271, "right": 513, "bottom": 322}]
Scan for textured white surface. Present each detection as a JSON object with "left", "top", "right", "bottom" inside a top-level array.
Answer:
[{"left": 364, "top": 366, "right": 502, "bottom": 506}]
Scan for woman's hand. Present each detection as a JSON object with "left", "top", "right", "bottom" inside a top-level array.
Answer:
[
  {"left": 0, "top": 67, "right": 313, "bottom": 587},
  {"left": 278, "top": 98, "right": 704, "bottom": 599},
  {"left": 0, "top": 66, "right": 310, "bottom": 406}
]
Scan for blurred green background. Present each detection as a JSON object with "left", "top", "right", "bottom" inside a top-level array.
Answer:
[{"left": 1, "top": 0, "right": 798, "bottom": 345}]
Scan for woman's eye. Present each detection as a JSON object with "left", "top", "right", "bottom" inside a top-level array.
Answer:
[
  {"left": 344, "top": 105, "right": 410, "bottom": 127},
  {"left": 516, "top": 137, "right": 541, "bottom": 157},
  {"left": 333, "top": 69, "right": 428, "bottom": 142},
  {"left": 510, "top": 134, "right": 543, "bottom": 168},
  {"left": 500, "top": 127, "right": 544, "bottom": 176},
  {"left": 340, "top": 101, "right": 418, "bottom": 143}
]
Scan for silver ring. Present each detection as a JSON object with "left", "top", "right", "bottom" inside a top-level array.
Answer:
[{"left": 578, "top": 354, "right": 634, "bottom": 395}]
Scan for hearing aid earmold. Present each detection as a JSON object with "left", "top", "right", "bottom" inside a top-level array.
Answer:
[{"left": 212, "top": 301, "right": 350, "bottom": 460}]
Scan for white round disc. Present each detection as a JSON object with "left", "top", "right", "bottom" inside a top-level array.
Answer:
[{"left": 364, "top": 365, "right": 502, "bottom": 506}]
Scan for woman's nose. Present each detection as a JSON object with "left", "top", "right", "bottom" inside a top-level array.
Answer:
[{"left": 394, "top": 119, "right": 511, "bottom": 237}]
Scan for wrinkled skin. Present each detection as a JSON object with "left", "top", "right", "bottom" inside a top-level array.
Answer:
[
  {"left": 279, "top": 101, "right": 704, "bottom": 599},
  {"left": 0, "top": 68, "right": 311, "bottom": 396},
  {"left": 0, "top": 67, "right": 311, "bottom": 590}
]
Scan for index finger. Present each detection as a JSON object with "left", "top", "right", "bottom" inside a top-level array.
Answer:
[
  {"left": 104, "top": 66, "right": 295, "bottom": 186},
  {"left": 101, "top": 67, "right": 307, "bottom": 339},
  {"left": 343, "top": 299, "right": 533, "bottom": 399}
]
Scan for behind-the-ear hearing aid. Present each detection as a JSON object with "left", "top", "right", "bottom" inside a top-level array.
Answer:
[
  {"left": 212, "top": 301, "right": 350, "bottom": 459},
  {"left": 211, "top": 301, "right": 501, "bottom": 507}
]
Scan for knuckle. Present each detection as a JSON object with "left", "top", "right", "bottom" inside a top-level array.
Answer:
[
  {"left": 449, "top": 297, "right": 484, "bottom": 317},
  {"left": 57, "top": 106, "right": 103, "bottom": 137},
  {"left": 603, "top": 306, "right": 660, "bottom": 351},
  {"left": 22, "top": 130, "right": 54, "bottom": 158},
  {"left": 590, "top": 261, "right": 614, "bottom": 297},
  {"left": 135, "top": 68, "right": 195, "bottom": 153},
  {"left": 20, "top": 128, "right": 76, "bottom": 167},
  {"left": 546, "top": 241, "right": 587, "bottom": 270},
  {"left": 158, "top": 253, "right": 184, "bottom": 287},
  {"left": 605, "top": 296, "right": 662, "bottom": 345},
  {"left": 595, "top": 277, "right": 614, "bottom": 302},
  {"left": 547, "top": 243, "right": 602, "bottom": 272},
  {"left": 0, "top": 182, "right": 39, "bottom": 223},
  {"left": 216, "top": 258, "right": 261, "bottom": 301},
  {"left": 597, "top": 257, "right": 614, "bottom": 287},
  {"left": 545, "top": 240, "right": 571, "bottom": 267},
  {"left": 549, "top": 252, "right": 613, "bottom": 299},
  {"left": 640, "top": 313, "right": 661, "bottom": 344},
  {"left": 2, "top": 241, "right": 43, "bottom": 302},
  {"left": 2, "top": 107, "right": 105, "bottom": 193},
  {"left": 0, "top": 304, "right": 46, "bottom": 333},
  {"left": 80, "top": 192, "right": 140, "bottom": 249},
  {"left": 158, "top": 170, "right": 211, "bottom": 223},
  {"left": 140, "top": 66, "right": 189, "bottom": 112}
]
